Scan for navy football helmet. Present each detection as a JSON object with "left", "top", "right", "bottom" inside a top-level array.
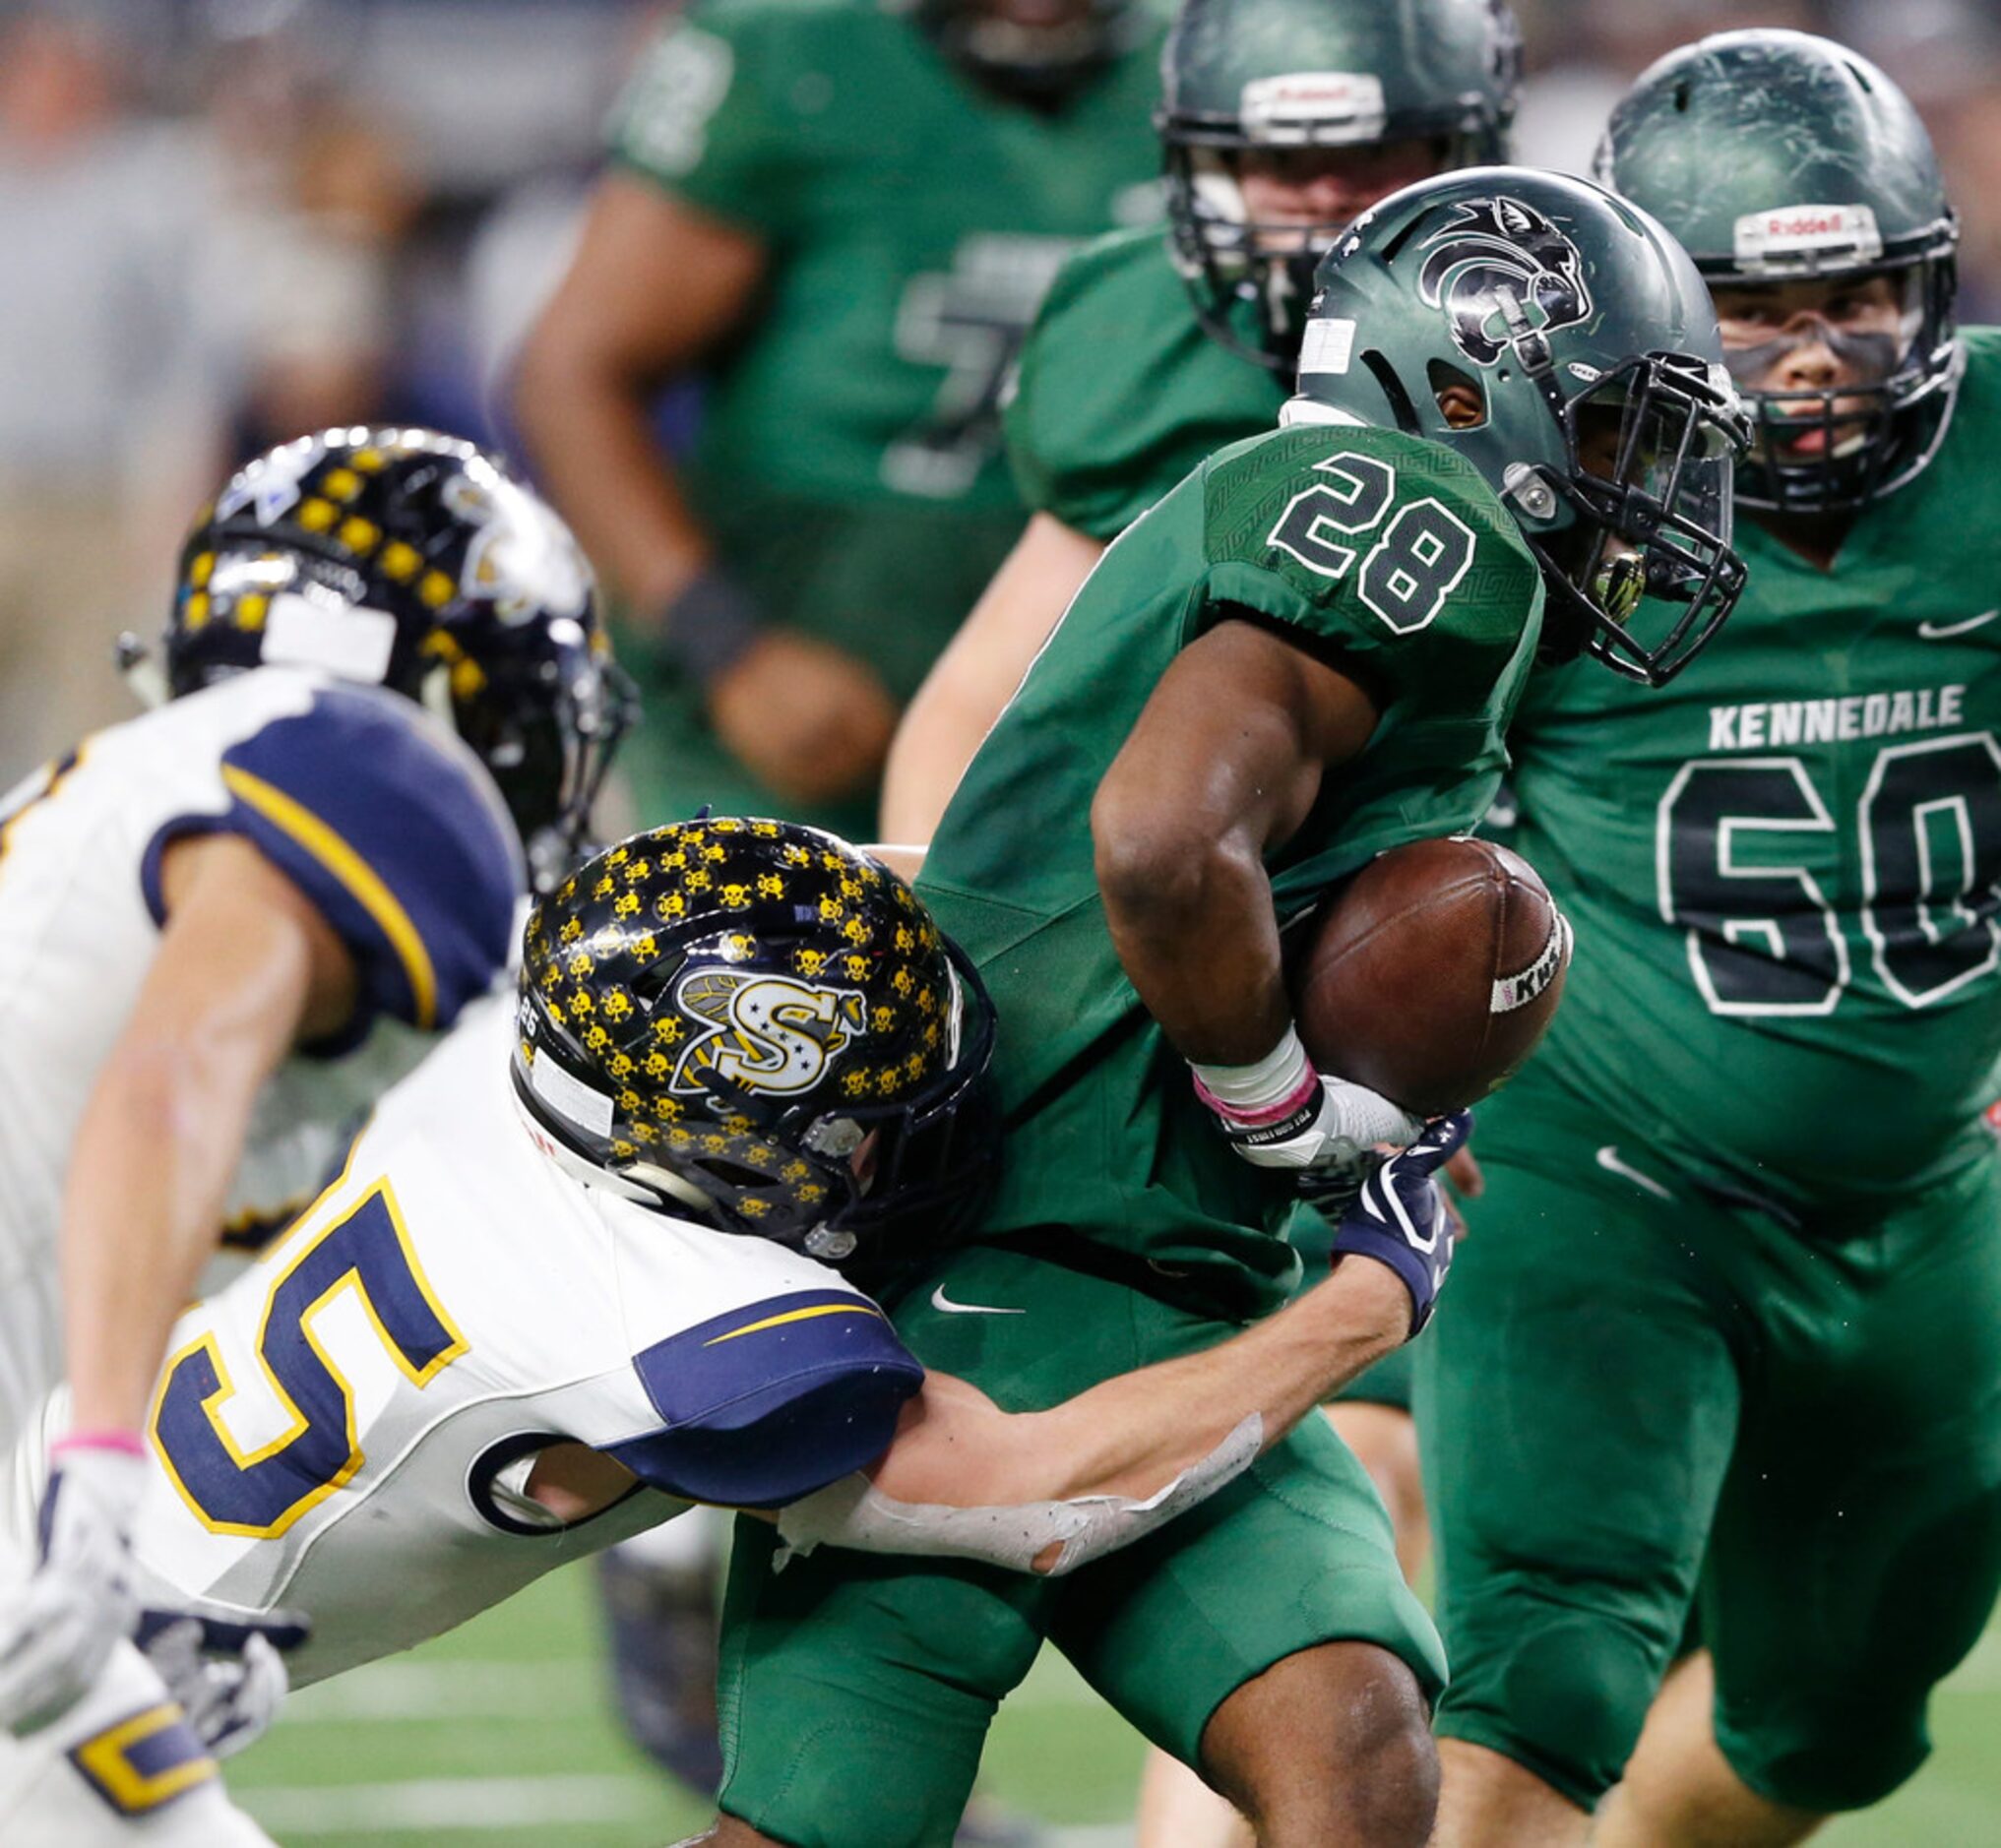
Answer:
[
  {"left": 132, "top": 428, "right": 634, "bottom": 892},
  {"left": 512, "top": 820, "right": 1000, "bottom": 1281}
]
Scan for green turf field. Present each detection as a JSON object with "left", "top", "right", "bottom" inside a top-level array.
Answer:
[{"left": 224, "top": 1556, "right": 2001, "bottom": 1845}]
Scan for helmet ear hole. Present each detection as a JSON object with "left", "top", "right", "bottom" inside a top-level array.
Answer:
[{"left": 1429, "top": 362, "right": 1487, "bottom": 428}]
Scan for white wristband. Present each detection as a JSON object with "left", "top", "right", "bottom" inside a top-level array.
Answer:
[{"left": 1189, "top": 1026, "right": 1314, "bottom": 1118}]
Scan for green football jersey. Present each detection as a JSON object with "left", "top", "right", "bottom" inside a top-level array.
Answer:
[
  {"left": 1509, "top": 326, "right": 2001, "bottom": 1213},
  {"left": 609, "top": 0, "right": 1166, "bottom": 831},
  {"left": 1006, "top": 224, "right": 1286, "bottom": 540},
  {"left": 919, "top": 421, "right": 1543, "bottom": 1320}
]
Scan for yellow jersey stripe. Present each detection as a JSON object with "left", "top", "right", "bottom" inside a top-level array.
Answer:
[
  {"left": 221, "top": 764, "right": 438, "bottom": 1028},
  {"left": 705, "top": 1302, "right": 884, "bottom": 1346}
]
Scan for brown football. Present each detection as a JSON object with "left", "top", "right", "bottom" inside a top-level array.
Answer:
[{"left": 1292, "top": 836, "right": 1571, "bottom": 1115}]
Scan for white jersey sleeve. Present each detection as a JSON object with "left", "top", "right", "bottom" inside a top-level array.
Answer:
[
  {"left": 0, "top": 669, "right": 525, "bottom": 1446},
  {"left": 129, "top": 1001, "right": 922, "bottom": 1686}
]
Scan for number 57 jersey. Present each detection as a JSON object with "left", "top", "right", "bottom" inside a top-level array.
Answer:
[
  {"left": 115, "top": 1000, "right": 923, "bottom": 1685},
  {"left": 1507, "top": 326, "right": 2001, "bottom": 1215}
]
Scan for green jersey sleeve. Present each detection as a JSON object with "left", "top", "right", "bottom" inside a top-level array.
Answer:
[
  {"left": 1192, "top": 424, "right": 1542, "bottom": 710},
  {"left": 1006, "top": 227, "right": 1286, "bottom": 540},
  {"left": 608, "top": 0, "right": 797, "bottom": 240}
]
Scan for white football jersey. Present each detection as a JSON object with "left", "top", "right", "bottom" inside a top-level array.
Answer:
[
  {"left": 0, "top": 668, "right": 524, "bottom": 1446},
  {"left": 125, "top": 1000, "right": 922, "bottom": 1685}
]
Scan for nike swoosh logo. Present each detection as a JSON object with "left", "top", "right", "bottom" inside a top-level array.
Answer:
[
  {"left": 929, "top": 1286, "right": 1026, "bottom": 1316},
  {"left": 1917, "top": 609, "right": 2000, "bottom": 640},
  {"left": 1595, "top": 1145, "right": 1674, "bottom": 1201}
]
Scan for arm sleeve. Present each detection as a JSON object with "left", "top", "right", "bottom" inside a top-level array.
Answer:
[
  {"left": 606, "top": 0, "right": 794, "bottom": 240},
  {"left": 142, "top": 686, "right": 525, "bottom": 1039},
  {"left": 603, "top": 1288, "right": 926, "bottom": 1509}
]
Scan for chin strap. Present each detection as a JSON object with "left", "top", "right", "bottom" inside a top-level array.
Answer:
[{"left": 772, "top": 1415, "right": 1264, "bottom": 1578}]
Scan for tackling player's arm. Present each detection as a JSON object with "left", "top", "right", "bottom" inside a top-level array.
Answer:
[
  {"left": 878, "top": 512, "right": 1106, "bottom": 842},
  {"left": 535, "top": 1119, "right": 1458, "bottom": 1571},
  {"left": 771, "top": 1117, "right": 1465, "bottom": 1575}
]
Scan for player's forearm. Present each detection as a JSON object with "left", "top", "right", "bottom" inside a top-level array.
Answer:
[
  {"left": 60, "top": 1045, "right": 271, "bottom": 1433},
  {"left": 1096, "top": 813, "right": 1293, "bottom": 1064},
  {"left": 1015, "top": 1259, "right": 1410, "bottom": 1505},
  {"left": 510, "top": 342, "right": 713, "bottom": 621},
  {"left": 878, "top": 1259, "right": 1409, "bottom": 1517}
]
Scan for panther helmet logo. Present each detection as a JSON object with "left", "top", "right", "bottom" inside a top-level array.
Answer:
[
  {"left": 1416, "top": 197, "right": 1593, "bottom": 367},
  {"left": 667, "top": 967, "right": 867, "bottom": 1100}
]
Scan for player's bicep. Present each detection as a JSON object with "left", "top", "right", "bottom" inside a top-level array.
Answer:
[
  {"left": 529, "top": 171, "right": 766, "bottom": 387},
  {"left": 1095, "top": 618, "right": 1380, "bottom": 864},
  {"left": 124, "top": 835, "right": 344, "bottom": 1099},
  {"left": 604, "top": 1289, "right": 925, "bottom": 1509}
]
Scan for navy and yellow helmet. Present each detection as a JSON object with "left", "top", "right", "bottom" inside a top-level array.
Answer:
[
  {"left": 511, "top": 819, "right": 1000, "bottom": 1276},
  {"left": 146, "top": 428, "right": 634, "bottom": 891}
]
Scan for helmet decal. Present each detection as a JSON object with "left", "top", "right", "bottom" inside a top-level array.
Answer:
[
  {"left": 213, "top": 436, "right": 328, "bottom": 526},
  {"left": 443, "top": 472, "right": 593, "bottom": 624},
  {"left": 668, "top": 968, "right": 867, "bottom": 1099},
  {"left": 510, "top": 821, "right": 1001, "bottom": 1274},
  {"left": 1417, "top": 197, "right": 1592, "bottom": 366}
]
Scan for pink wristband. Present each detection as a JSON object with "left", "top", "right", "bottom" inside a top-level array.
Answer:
[
  {"left": 1191, "top": 1063, "right": 1321, "bottom": 1128},
  {"left": 53, "top": 1429, "right": 147, "bottom": 1460}
]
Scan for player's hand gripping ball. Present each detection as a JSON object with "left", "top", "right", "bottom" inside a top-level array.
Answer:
[{"left": 1294, "top": 836, "right": 1571, "bottom": 1115}]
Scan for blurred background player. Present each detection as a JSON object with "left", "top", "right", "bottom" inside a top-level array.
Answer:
[
  {"left": 870, "top": 2, "right": 1521, "bottom": 1831},
  {"left": 697, "top": 168, "right": 1747, "bottom": 1848},
  {"left": 511, "top": 0, "right": 1168, "bottom": 846},
  {"left": 1416, "top": 31, "right": 2001, "bottom": 1848},
  {"left": 0, "top": 427, "right": 626, "bottom": 1842}
]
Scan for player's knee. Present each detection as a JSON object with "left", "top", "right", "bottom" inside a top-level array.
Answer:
[
  {"left": 1212, "top": 1644, "right": 1438, "bottom": 1848},
  {"left": 1438, "top": 1601, "right": 1663, "bottom": 1806}
]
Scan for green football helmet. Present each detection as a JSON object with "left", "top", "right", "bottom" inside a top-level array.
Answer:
[
  {"left": 1595, "top": 30, "right": 1961, "bottom": 514},
  {"left": 1288, "top": 167, "right": 1750, "bottom": 686},
  {"left": 1159, "top": 0, "right": 1521, "bottom": 369}
]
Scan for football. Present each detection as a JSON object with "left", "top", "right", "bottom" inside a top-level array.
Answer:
[{"left": 1292, "top": 835, "right": 1571, "bottom": 1115}]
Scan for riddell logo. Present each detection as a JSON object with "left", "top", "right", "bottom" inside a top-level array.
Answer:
[{"left": 1732, "top": 202, "right": 1883, "bottom": 265}]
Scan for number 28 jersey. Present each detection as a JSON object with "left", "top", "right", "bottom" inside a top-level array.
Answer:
[
  {"left": 1510, "top": 326, "right": 2001, "bottom": 1212},
  {"left": 124, "top": 1001, "right": 921, "bottom": 1686},
  {"left": 921, "top": 420, "right": 1542, "bottom": 1321}
]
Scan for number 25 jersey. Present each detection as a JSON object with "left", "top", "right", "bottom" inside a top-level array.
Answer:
[
  {"left": 1509, "top": 326, "right": 2001, "bottom": 1212},
  {"left": 125, "top": 1001, "right": 922, "bottom": 1686}
]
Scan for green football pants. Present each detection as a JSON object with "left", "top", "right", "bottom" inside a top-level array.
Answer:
[{"left": 1416, "top": 1062, "right": 2001, "bottom": 1813}]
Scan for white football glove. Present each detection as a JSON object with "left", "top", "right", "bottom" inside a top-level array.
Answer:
[
  {"left": 0, "top": 1440, "right": 146, "bottom": 1736},
  {"left": 140, "top": 1614, "right": 298, "bottom": 1760},
  {"left": 1193, "top": 1029, "right": 1423, "bottom": 1183}
]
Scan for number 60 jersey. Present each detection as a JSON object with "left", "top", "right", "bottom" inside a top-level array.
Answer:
[
  {"left": 1505, "top": 326, "right": 2001, "bottom": 1214},
  {"left": 107, "top": 1000, "right": 923, "bottom": 1686}
]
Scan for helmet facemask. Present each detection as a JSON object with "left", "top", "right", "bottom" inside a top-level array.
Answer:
[
  {"left": 1513, "top": 348, "right": 1750, "bottom": 686},
  {"left": 1713, "top": 256, "right": 1961, "bottom": 514},
  {"left": 1166, "top": 129, "right": 1482, "bottom": 373}
]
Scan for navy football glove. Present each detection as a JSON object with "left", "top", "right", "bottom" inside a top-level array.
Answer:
[{"left": 1326, "top": 1112, "right": 1471, "bottom": 1337}]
